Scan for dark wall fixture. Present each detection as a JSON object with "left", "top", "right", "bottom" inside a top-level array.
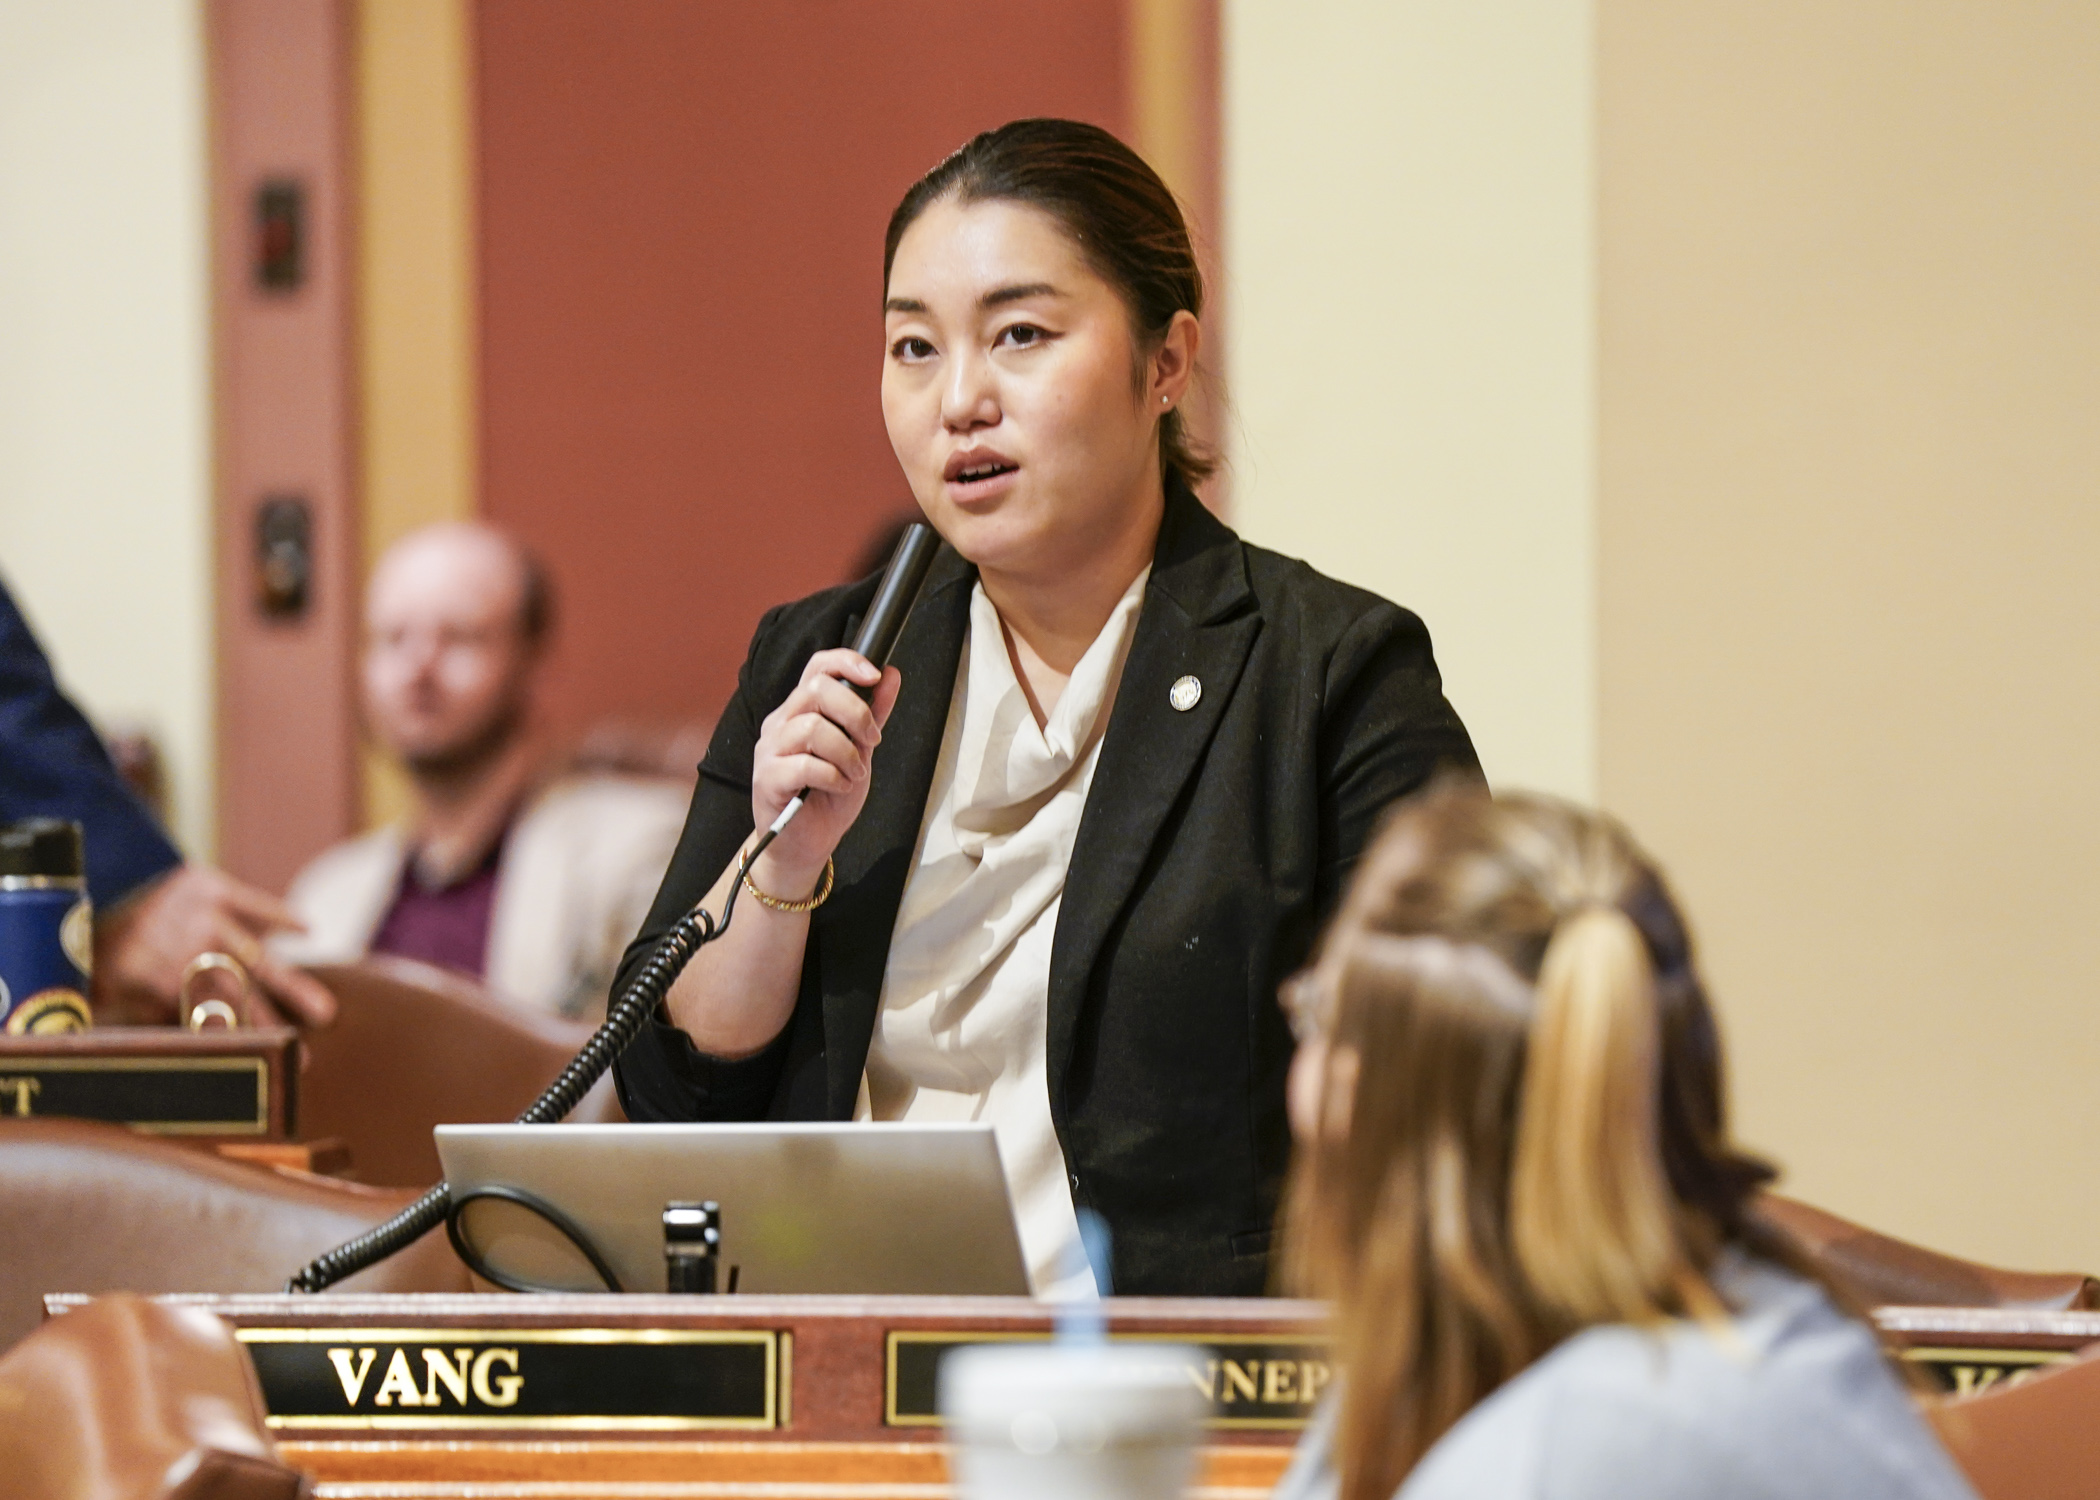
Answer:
[
  {"left": 252, "top": 178, "right": 304, "bottom": 292},
  {"left": 254, "top": 496, "right": 312, "bottom": 620}
]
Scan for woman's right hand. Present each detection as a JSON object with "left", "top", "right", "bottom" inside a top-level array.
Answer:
[{"left": 746, "top": 648, "right": 902, "bottom": 902}]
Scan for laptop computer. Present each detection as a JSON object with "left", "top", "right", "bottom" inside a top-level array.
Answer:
[{"left": 434, "top": 1121, "right": 1030, "bottom": 1296}]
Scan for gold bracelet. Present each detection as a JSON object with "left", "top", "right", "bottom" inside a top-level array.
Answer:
[{"left": 741, "top": 854, "right": 834, "bottom": 913}]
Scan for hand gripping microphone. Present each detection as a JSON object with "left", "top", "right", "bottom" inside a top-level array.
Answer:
[
  {"left": 763, "top": 519, "right": 941, "bottom": 843},
  {"left": 286, "top": 521, "right": 942, "bottom": 1294}
]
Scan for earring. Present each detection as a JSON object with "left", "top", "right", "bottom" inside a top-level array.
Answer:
[{"left": 1161, "top": 396, "right": 1171, "bottom": 407}]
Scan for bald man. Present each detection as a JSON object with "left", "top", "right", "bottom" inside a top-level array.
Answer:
[{"left": 276, "top": 524, "right": 686, "bottom": 1020}]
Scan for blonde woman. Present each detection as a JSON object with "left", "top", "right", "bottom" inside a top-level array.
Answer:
[{"left": 1272, "top": 784, "right": 1976, "bottom": 1500}]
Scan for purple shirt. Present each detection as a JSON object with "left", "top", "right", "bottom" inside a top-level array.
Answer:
[{"left": 368, "top": 838, "right": 504, "bottom": 980}]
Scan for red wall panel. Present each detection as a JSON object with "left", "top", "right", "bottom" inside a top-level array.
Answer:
[
  {"left": 209, "top": 0, "right": 360, "bottom": 889},
  {"left": 477, "top": 1, "right": 1130, "bottom": 742}
]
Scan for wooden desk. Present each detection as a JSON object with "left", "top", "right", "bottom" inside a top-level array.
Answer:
[
  {"left": 0, "top": 1026, "right": 298, "bottom": 1141},
  {"left": 0, "top": 1027, "right": 356, "bottom": 1174},
  {"left": 47, "top": 1293, "right": 2096, "bottom": 1497},
  {"left": 68, "top": 1293, "right": 1312, "bottom": 1498},
  {"left": 1877, "top": 1305, "right": 2100, "bottom": 1395},
  {"left": 272, "top": 1439, "right": 1290, "bottom": 1498},
  {"left": 214, "top": 1137, "right": 353, "bottom": 1176}
]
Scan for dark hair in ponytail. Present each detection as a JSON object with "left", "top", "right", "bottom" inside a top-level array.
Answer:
[{"left": 883, "top": 118, "right": 1215, "bottom": 492}]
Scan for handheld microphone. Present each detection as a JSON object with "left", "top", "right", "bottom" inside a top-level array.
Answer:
[
  {"left": 847, "top": 521, "right": 941, "bottom": 695},
  {"left": 767, "top": 520, "right": 940, "bottom": 837}
]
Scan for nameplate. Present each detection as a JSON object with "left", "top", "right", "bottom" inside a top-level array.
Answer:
[
  {"left": 239, "top": 1327, "right": 784, "bottom": 1430},
  {"left": 1900, "top": 1346, "right": 2076, "bottom": 1397},
  {"left": 885, "top": 1331, "right": 1330, "bottom": 1430},
  {"left": 0, "top": 1054, "right": 270, "bottom": 1134}
]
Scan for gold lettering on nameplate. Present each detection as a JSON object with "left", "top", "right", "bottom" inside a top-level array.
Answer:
[
  {"left": 328, "top": 1346, "right": 522, "bottom": 1409},
  {"left": 1899, "top": 1346, "right": 2076, "bottom": 1397},
  {"left": 373, "top": 1348, "right": 423, "bottom": 1406},
  {"left": 471, "top": 1347, "right": 523, "bottom": 1407},
  {"left": 0, "top": 1076, "right": 41, "bottom": 1116},
  {"left": 325, "top": 1348, "right": 375, "bottom": 1404},
  {"left": 1187, "top": 1356, "right": 1333, "bottom": 1408},
  {"left": 1949, "top": 1364, "right": 2046, "bottom": 1397},
  {"left": 240, "top": 1329, "right": 778, "bottom": 1431},
  {"left": 423, "top": 1348, "right": 472, "bottom": 1405},
  {"left": 1305, "top": 1360, "right": 1333, "bottom": 1403}
]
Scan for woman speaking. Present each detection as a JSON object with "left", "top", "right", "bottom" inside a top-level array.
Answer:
[{"left": 614, "top": 118, "right": 1477, "bottom": 1297}]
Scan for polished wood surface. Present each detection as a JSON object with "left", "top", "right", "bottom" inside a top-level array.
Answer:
[
  {"left": 46, "top": 1292, "right": 2092, "bottom": 1498},
  {"left": 0, "top": 1025, "right": 298, "bottom": 1139},
  {"left": 1876, "top": 1306, "right": 2100, "bottom": 1351},
  {"left": 87, "top": 1292, "right": 1322, "bottom": 1445},
  {"left": 1877, "top": 1305, "right": 2100, "bottom": 1397},
  {"left": 147, "top": 1293, "right": 1311, "bottom": 1497},
  {"left": 214, "top": 1137, "right": 351, "bottom": 1175},
  {"left": 277, "top": 1439, "right": 1293, "bottom": 1499}
]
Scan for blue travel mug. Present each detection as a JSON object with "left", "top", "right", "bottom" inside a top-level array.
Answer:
[{"left": 0, "top": 818, "right": 94, "bottom": 1033}]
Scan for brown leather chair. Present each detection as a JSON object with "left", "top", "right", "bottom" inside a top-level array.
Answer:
[
  {"left": 1761, "top": 1194, "right": 2099, "bottom": 1311},
  {"left": 300, "top": 957, "right": 622, "bottom": 1188},
  {"left": 1931, "top": 1345, "right": 2100, "bottom": 1500},
  {"left": 0, "top": 1117, "right": 469, "bottom": 1353},
  {"left": 0, "top": 1293, "right": 305, "bottom": 1500}
]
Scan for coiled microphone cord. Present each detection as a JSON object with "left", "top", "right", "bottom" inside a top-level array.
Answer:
[{"left": 284, "top": 828, "right": 778, "bottom": 1294}]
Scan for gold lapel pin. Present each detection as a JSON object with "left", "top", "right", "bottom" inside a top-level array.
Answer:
[{"left": 1170, "top": 675, "right": 1202, "bottom": 712}]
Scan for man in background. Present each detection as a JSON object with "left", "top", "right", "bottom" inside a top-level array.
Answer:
[
  {"left": 278, "top": 523, "right": 686, "bottom": 1020},
  {"left": 0, "top": 573, "right": 335, "bottom": 1026}
]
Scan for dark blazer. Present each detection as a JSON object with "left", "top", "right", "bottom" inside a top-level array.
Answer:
[
  {"left": 0, "top": 574, "right": 181, "bottom": 907},
  {"left": 614, "top": 484, "right": 1478, "bottom": 1295}
]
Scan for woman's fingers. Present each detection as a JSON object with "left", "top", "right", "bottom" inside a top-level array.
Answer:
[
  {"left": 751, "top": 649, "right": 900, "bottom": 840},
  {"left": 804, "top": 674, "right": 882, "bottom": 753},
  {"left": 871, "top": 666, "right": 903, "bottom": 728},
  {"left": 769, "top": 752, "right": 852, "bottom": 797},
  {"left": 774, "top": 708, "right": 867, "bottom": 781},
  {"left": 801, "top": 647, "right": 882, "bottom": 694},
  {"left": 762, "top": 656, "right": 881, "bottom": 748}
]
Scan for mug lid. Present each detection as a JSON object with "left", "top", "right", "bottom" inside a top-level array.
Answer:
[{"left": 0, "top": 818, "right": 86, "bottom": 878}]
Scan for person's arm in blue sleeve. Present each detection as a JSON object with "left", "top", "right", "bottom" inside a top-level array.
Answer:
[
  {"left": 0, "top": 574, "right": 336, "bottom": 1026},
  {"left": 0, "top": 575, "right": 181, "bottom": 905}
]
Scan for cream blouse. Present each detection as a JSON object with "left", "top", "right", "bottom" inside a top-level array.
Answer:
[{"left": 855, "top": 567, "right": 1149, "bottom": 1297}]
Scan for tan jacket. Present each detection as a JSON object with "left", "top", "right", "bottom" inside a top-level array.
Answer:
[{"left": 277, "top": 775, "right": 688, "bottom": 1020}]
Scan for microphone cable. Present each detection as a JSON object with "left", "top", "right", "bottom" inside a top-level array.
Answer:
[{"left": 285, "top": 892, "right": 719, "bottom": 1293}]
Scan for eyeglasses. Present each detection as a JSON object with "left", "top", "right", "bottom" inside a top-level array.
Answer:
[{"left": 1279, "top": 968, "right": 1328, "bottom": 1045}]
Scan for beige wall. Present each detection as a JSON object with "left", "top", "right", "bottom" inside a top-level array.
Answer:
[
  {"left": 1599, "top": 3, "right": 2100, "bottom": 1269},
  {"left": 0, "top": 0, "right": 214, "bottom": 856},
  {"left": 1223, "top": 0, "right": 1596, "bottom": 800},
  {"left": 355, "top": 0, "right": 477, "bottom": 572},
  {"left": 1231, "top": 0, "right": 2100, "bottom": 1271},
  {"left": 354, "top": 0, "right": 478, "bottom": 830}
]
